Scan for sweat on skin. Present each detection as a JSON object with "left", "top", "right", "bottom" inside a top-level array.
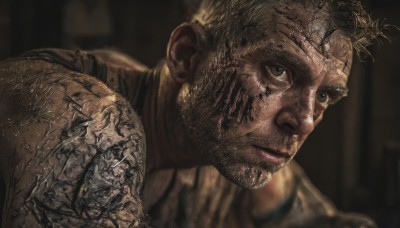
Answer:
[{"left": 0, "top": 0, "right": 383, "bottom": 227}]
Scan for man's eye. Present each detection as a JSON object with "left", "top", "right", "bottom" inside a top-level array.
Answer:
[
  {"left": 265, "top": 64, "right": 288, "bottom": 81},
  {"left": 316, "top": 91, "right": 329, "bottom": 103}
]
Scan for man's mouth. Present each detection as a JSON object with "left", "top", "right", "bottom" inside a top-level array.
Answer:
[{"left": 251, "top": 145, "right": 290, "bottom": 166}]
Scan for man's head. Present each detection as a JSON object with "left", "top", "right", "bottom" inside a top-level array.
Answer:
[{"left": 166, "top": 0, "right": 383, "bottom": 189}]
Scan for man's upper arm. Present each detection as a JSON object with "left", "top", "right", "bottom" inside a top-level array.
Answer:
[{"left": 0, "top": 59, "right": 148, "bottom": 227}]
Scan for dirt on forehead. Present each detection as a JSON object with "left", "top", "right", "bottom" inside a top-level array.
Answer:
[
  {"left": 270, "top": 1, "right": 335, "bottom": 39},
  {"left": 212, "top": 0, "right": 343, "bottom": 52},
  {"left": 263, "top": 0, "right": 351, "bottom": 62}
]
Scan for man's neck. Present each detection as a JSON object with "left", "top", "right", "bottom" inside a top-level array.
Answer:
[{"left": 141, "top": 63, "right": 208, "bottom": 172}]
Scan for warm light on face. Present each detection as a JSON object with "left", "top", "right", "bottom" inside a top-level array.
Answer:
[{"left": 178, "top": 0, "right": 353, "bottom": 189}]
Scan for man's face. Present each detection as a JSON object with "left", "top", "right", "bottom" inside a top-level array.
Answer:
[{"left": 178, "top": 1, "right": 352, "bottom": 189}]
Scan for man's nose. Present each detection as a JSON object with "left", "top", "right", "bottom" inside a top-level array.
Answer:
[{"left": 276, "top": 90, "right": 315, "bottom": 136}]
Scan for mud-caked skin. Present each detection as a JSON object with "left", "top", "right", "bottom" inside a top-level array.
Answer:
[
  {"left": 0, "top": 58, "right": 148, "bottom": 227},
  {"left": 0, "top": 0, "right": 386, "bottom": 227}
]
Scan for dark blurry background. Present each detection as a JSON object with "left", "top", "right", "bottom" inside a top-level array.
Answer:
[{"left": 0, "top": 0, "right": 399, "bottom": 227}]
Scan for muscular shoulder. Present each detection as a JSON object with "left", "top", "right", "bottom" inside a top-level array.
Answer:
[
  {"left": 18, "top": 48, "right": 150, "bottom": 110},
  {"left": 19, "top": 48, "right": 148, "bottom": 74},
  {"left": 89, "top": 49, "right": 149, "bottom": 72},
  {"left": 0, "top": 58, "right": 148, "bottom": 227}
]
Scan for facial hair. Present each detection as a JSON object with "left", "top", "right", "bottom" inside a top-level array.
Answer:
[{"left": 178, "top": 57, "right": 295, "bottom": 189}]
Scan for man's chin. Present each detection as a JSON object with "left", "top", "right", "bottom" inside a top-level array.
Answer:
[{"left": 214, "top": 163, "right": 275, "bottom": 189}]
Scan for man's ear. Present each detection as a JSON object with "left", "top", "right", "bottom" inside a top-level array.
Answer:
[{"left": 167, "top": 22, "right": 207, "bottom": 84}]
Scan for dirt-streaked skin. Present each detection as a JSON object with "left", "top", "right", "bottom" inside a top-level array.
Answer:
[
  {"left": 0, "top": 0, "right": 375, "bottom": 227},
  {"left": 176, "top": 1, "right": 352, "bottom": 190},
  {"left": 0, "top": 59, "right": 147, "bottom": 227}
]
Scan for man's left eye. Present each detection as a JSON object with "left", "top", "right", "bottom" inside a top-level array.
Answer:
[
  {"left": 265, "top": 64, "right": 288, "bottom": 81},
  {"left": 316, "top": 91, "right": 329, "bottom": 103}
]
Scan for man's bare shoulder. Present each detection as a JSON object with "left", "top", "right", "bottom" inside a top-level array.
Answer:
[
  {"left": 19, "top": 48, "right": 149, "bottom": 74},
  {"left": 90, "top": 49, "right": 149, "bottom": 72},
  {"left": 0, "top": 58, "right": 148, "bottom": 227},
  {"left": 18, "top": 48, "right": 151, "bottom": 110}
]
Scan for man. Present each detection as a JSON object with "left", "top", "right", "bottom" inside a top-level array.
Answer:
[{"left": 0, "top": 0, "right": 384, "bottom": 227}]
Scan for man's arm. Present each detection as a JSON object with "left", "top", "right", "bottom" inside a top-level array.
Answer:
[
  {"left": 19, "top": 48, "right": 150, "bottom": 114},
  {"left": 0, "top": 58, "right": 148, "bottom": 227},
  {"left": 237, "top": 162, "right": 377, "bottom": 227}
]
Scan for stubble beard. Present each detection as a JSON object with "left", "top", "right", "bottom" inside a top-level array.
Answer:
[
  {"left": 178, "top": 59, "right": 290, "bottom": 189},
  {"left": 212, "top": 142, "right": 284, "bottom": 189}
]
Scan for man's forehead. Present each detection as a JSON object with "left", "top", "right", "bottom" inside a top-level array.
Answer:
[
  {"left": 240, "top": 0, "right": 353, "bottom": 74},
  {"left": 233, "top": 1, "right": 346, "bottom": 49},
  {"left": 262, "top": 1, "right": 334, "bottom": 43}
]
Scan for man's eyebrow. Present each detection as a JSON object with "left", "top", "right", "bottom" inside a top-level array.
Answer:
[
  {"left": 319, "top": 85, "right": 349, "bottom": 103},
  {"left": 320, "top": 85, "right": 349, "bottom": 94},
  {"left": 243, "top": 46, "right": 312, "bottom": 76}
]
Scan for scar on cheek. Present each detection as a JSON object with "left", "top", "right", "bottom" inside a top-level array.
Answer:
[{"left": 211, "top": 72, "right": 272, "bottom": 130}]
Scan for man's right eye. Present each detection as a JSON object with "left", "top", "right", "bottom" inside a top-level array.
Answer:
[{"left": 265, "top": 63, "right": 289, "bottom": 82}]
